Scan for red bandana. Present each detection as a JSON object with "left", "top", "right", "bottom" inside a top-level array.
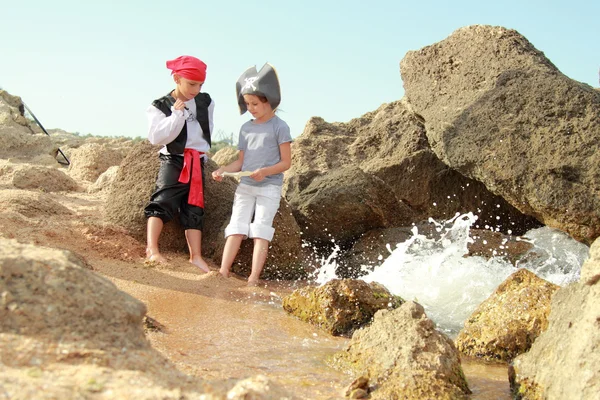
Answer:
[{"left": 166, "top": 56, "right": 207, "bottom": 82}]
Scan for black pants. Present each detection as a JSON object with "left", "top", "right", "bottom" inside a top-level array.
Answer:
[{"left": 144, "top": 154, "right": 205, "bottom": 230}]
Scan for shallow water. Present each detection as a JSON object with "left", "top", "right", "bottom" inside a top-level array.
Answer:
[{"left": 113, "top": 274, "right": 513, "bottom": 399}]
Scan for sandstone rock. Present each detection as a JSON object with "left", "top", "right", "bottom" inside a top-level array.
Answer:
[
  {"left": 509, "top": 238, "right": 600, "bottom": 399},
  {"left": 285, "top": 100, "right": 540, "bottom": 248},
  {"left": 0, "top": 90, "right": 59, "bottom": 162},
  {"left": 226, "top": 375, "right": 293, "bottom": 399},
  {"left": 333, "top": 301, "right": 471, "bottom": 399},
  {"left": 455, "top": 268, "right": 559, "bottom": 362},
  {"left": 282, "top": 279, "right": 403, "bottom": 336},
  {"left": 0, "top": 189, "right": 72, "bottom": 218},
  {"left": 104, "top": 141, "right": 304, "bottom": 278},
  {"left": 0, "top": 239, "right": 147, "bottom": 353},
  {"left": 341, "top": 223, "right": 534, "bottom": 275},
  {"left": 8, "top": 164, "right": 80, "bottom": 192},
  {"left": 211, "top": 145, "right": 238, "bottom": 166},
  {"left": 68, "top": 142, "right": 125, "bottom": 182},
  {"left": 0, "top": 239, "right": 226, "bottom": 399},
  {"left": 401, "top": 25, "right": 600, "bottom": 244},
  {"left": 88, "top": 165, "right": 119, "bottom": 193},
  {"left": 214, "top": 198, "right": 306, "bottom": 280}
]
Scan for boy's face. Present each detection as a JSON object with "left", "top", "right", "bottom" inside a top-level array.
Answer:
[
  {"left": 175, "top": 75, "right": 204, "bottom": 100},
  {"left": 244, "top": 94, "right": 272, "bottom": 121}
]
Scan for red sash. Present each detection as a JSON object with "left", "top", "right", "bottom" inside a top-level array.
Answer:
[{"left": 178, "top": 149, "right": 204, "bottom": 208}]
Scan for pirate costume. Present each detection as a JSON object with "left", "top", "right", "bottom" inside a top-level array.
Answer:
[
  {"left": 224, "top": 63, "right": 292, "bottom": 242},
  {"left": 144, "top": 56, "right": 213, "bottom": 231}
]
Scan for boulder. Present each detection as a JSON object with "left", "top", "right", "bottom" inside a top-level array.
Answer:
[
  {"left": 5, "top": 164, "right": 80, "bottom": 192},
  {"left": 0, "top": 238, "right": 228, "bottom": 399},
  {"left": 211, "top": 145, "right": 238, "bottom": 166},
  {"left": 401, "top": 25, "right": 600, "bottom": 244},
  {"left": 455, "top": 268, "right": 559, "bottom": 362},
  {"left": 0, "top": 91, "right": 58, "bottom": 163},
  {"left": 282, "top": 279, "right": 404, "bottom": 337},
  {"left": 88, "top": 165, "right": 119, "bottom": 193},
  {"left": 68, "top": 142, "right": 125, "bottom": 182},
  {"left": 333, "top": 301, "right": 471, "bottom": 399},
  {"left": 104, "top": 141, "right": 305, "bottom": 278},
  {"left": 509, "top": 238, "right": 600, "bottom": 399},
  {"left": 285, "top": 100, "right": 540, "bottom": 247},
  {"left": 0, "top": 189, "right": 72, "bottom": 218}
]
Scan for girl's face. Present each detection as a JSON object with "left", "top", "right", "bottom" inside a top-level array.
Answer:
[
  {"left": 243, "top": 94, "right": 273, "bottom": 122},
  {"left": 175, "top": 75, "right": 204, "bottom": 100}
]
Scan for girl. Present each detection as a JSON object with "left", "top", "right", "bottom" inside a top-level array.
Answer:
[{"left": 212, "top": 64, "right": 292, "bottom": 285}]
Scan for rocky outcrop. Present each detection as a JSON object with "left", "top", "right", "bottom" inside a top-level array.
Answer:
[
  {"left": 0, "top": 163, "right": 79, "bottom": 192},
  {"left": 282, "top": 279, "right": 404, "bottom": 336},
  {"left": 455, "top": 268, "right": 559, "bottom": 362},
  {"left": 67, "top": 142, "right": 125, "bottom": 182},
  {"left": 88, "top": 165, "right": 119, "bottom": 193},
  {"left": 104, "top": 141, "right": 305, "bottom": 278},
  {"left": 341, "top": 224, "right": 534, "bottom": 274},
  {"left": 333, "top": 301, "right": 471, "bottom": 399},
  {"left": 211, "top": 145, "right": 238, "bottom": 166},
  {"left": 401, "top": 25, "right": 600, "bottom": 244},
  {"left": 0, "top": 189, "right": 73, "bottom": 218},
  {"left": 285, "top": 100, "right": 540, "bottom": 247},
  {"left": 0, "top": 239, "right": 214, "bottom": 398},
  {"left": 509, "top": 238, "right": 600, "bottom": 399},
  {"left": 0, "top": 90, "right": 58, "bottom": 163}
]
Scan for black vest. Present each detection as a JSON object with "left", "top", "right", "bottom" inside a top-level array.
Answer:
[{"left": 152, "top": 92, "right": 212, "bottom": 154}]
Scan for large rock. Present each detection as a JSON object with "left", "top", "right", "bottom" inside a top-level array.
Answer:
[
  {"left": 0, "top": 239, "right": 232, "bottom": 399},
  {"left": 105, "top": 141, "right": 305, "bottom": 277},
  {"left": 0, "top": 90, "right": 58, "bottom": 163},
  {"left": 509, "top": 238, "right": 600, "bottom": 399},
  {"left": 0, "top": 189, "right": 73, "bottom": 218},
  {"left": 401, "top": 25, "right": 600, "bottom": 244},
  {"left": 214, "top": 198, "right": 306, "bottom": 279},
  {"left": 282, "top": 279, "right": 404, "bottom": 337},
  {"left": 455, "top": 268, "right": 559, "bottom": 362},
  {"left": 211, "top": 145, "right": 238, "bottom": 166},
  {"left": 0, "top": 163, "right": 80, "bottom": 192},
  {"left": 68, "top": 142, "right": 126, "bottom": 182},
  {"left": 285, "top": 100, "right": 539, "bottom": 247},
  {"left": 333, "top": 301, "right": 471, "bottom": 399}
]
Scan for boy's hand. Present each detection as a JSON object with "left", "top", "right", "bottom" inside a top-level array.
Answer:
[
  {"left": 173, "top": 99, "right": 186, "bottom": 111},
  {"left": 212, "top": 169, "right": 223, "bottom": 182}
]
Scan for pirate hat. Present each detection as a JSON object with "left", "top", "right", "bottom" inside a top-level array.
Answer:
[{"left": 236, "top": 63, "right": 281, "bottom": 114}]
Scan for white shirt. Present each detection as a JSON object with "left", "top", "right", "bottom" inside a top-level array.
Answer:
[{"left": 146, "top": 96, "right": 214, "bottom": 156}]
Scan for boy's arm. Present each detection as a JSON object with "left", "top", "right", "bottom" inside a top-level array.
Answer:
[{"left": 146, "top": 105, "right": 187, "bottom": 146}]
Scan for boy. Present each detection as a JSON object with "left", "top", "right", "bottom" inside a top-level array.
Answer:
[{"left": 144, "top": 55, "right": 213, "bottom": 272}]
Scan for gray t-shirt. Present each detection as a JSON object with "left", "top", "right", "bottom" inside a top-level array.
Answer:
[{"left": 238, "top": 115, "right": 292, "bottom": 187}]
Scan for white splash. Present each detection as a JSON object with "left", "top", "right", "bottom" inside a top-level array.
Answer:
[{"left": 311, "top": 212, "right": 589, "bottom": 335}]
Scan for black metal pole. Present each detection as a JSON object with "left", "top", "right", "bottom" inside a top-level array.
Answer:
[{"left": 22, "top": 101, "right": 70, "bottom": 166}]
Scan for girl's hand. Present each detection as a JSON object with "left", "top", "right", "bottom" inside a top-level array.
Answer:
[
  {"left": 173, "top": 99, "right": 186, "bottom": 111},
  {"left": 212, "top": 169, "right": 224, "bottom": 182},
  {"left": 250, "top": 168, "right": 266, "bottom": 182}
]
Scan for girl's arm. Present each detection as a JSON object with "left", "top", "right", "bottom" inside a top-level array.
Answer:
[
  {"left": 212, "top": 151, "right": 244, "bottom": 181},
  {"left": 251, "top": 142, "right": 291, "bottom": 181}
]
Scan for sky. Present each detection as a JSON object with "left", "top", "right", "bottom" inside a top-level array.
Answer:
[{"left": 1, "top": 0, "right": 598, "bottom": 143}]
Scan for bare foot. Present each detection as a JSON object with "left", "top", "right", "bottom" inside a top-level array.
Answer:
[
  {"left": 190, "top": 256, "right": 210, "bottom": 273},
  {"left": 146, "top": 248, "right": 167, "bottom": 264},
  {"left": 219, "top": 268, "right": 230, "bottom": 278},
  {"left": 247, "top": 279, "right": 259, "bottom": 287}
]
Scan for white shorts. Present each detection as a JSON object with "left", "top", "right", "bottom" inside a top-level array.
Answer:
[{"left": 224, "top": 183, "right": 282, "bottom": 241}]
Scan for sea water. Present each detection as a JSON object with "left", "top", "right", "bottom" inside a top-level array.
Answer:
[{"left": 310, "top": 212, "right": 589, "bottom": 335}]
